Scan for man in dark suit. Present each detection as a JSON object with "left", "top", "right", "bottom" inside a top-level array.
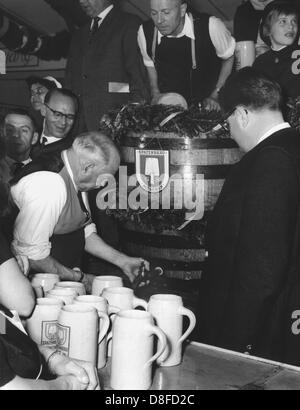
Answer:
[
  {"left": 197, "top": 67, "right": 300, "bottom": 364},
  {"left": 65, "top": 0, "right": 149, "bottom": 133},
  {"left": 65, "top": 0, "right": 149, "bottom": 270}
]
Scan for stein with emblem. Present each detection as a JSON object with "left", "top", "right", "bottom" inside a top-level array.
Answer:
[
  {"left": 26, "top": 298, "right": 63, "bottom": 347},
  {"left": 57, "top": 304, "right": 108, "bottom": 366}
]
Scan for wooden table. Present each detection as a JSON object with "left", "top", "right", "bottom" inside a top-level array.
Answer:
[{"left": 99, "top": 341, "right": 300, "bottom": 390}]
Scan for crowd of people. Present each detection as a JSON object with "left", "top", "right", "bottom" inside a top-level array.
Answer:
[{"left": 1, "top": 0, "right": 300, "bottom": 389}]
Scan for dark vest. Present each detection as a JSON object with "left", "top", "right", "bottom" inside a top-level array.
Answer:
[{"left": 143, "top": 13, "right": 222, "bottom": 104}]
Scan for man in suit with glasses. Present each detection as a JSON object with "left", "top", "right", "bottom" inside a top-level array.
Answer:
[
  {"left": 197, "top": 67, "right": 300, "bottom": 366},
  {"left": 31, "top": 88, "right": 79, "bottom": 159}
]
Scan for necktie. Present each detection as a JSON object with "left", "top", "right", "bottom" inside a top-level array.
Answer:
[
  {"left": 90, "top": 17, "right": 101, "bottom": 36},
  {"left": 13, "top": 162, "right": 25, "bottom": 175}
]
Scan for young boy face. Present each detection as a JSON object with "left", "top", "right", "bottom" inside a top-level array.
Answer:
[{"left": 269, "top": 13, "right": 298, "bottom": 50}]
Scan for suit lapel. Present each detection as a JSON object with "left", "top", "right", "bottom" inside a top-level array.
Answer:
[{"left": 89, "top": 7, "right": 121, "bottom": 52}]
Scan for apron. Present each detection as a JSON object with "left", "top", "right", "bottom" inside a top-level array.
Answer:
[{"left": 50, "top": 228, "right": 85, "bottom": 269}]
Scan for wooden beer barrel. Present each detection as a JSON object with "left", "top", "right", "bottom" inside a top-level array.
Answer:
[{"left": 119, "top": 131, "right": 242, "bottom": 280}]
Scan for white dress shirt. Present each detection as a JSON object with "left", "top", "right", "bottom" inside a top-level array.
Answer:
[
  {"left": 138, "top": 13, "right": 236, "bottom": 67},
  {"left": 11, "top": 150, "right": 97, "bottom": 261}
]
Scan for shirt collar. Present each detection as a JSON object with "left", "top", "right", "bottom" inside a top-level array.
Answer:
[
  {"left": 271, "top": 45, "right": 288, "bottom": 52},
  {"left": 42, "top": 133, "right": 61, "bottom": 146},
  {"left": 97, "top": 4, "right": 114, "bottom": 21},
  {"left": 62, "top": 150, "right": 78, "bottom": 192},
  {"left": 40, "top": 120, "right": 61, "bottom": 145},
  {"left": 157, "top": 13, "right": 195, "bottom": 45},
  {"left": 256, "top": 122, "right": 291, "bottom": 146},
  {"left": 6, "top": 155, "right": 31, "bottom": 166},
  {"left": 41, "top": 122, "right": 62, "bottom": 145}
]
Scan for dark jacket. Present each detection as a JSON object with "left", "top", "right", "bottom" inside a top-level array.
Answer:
[
  {"left": 198, "top": 127, "right": 300, "bottom": 365},
  {"left": 65, "top": 6, "right": 149, "bottom": 132}
]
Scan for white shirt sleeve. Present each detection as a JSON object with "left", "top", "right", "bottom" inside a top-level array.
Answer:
[
  {"left": 138, "top": 25, "right": 155, "bottom": 68},
  {"left": 209, "top": 16, "right": 236, "bottom": 60},
  {"left": 11, "top": 172, "right": 67, "bottom": 261}
]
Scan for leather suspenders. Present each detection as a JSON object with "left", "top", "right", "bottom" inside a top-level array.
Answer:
[{"left": 151, "top": 13, "right": 197, "bottom": 70}]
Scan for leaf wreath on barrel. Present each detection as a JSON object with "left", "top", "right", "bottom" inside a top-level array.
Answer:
[{"left": 99, "top": 103, "right": 229, "bottom": 144}]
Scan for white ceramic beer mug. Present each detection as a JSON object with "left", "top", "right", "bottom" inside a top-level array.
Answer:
[
  {"left": 55, "top": 281, "right": 86, "bottom": 296},
  {"left": 102, "top": 287, "right": 148, "bottom": 311},
  {"left": 92, "top": 275, "right": 123, "bottom": 296},
  {"left": 47, "top": 288, "right": 77, "bottom": 305},
  {"left": 74, "top": 295, "right": 115, "bottom": 369},
  {"left": 26, "top": 298, "right": 63, "bottom": 347},
  {"left": 148, "top": 294, "right": 196, "bottom": 367},
  {"left": 235, "top": 41, "right": 256, "bottom": 70},
  {"left": 57, "top": 304, "right": 108, "bottom": 366},
  {"left": 110, "top": 310, "right": 167, "bottom": 390},
  {"left": 31, "top": 273, "right": 60, "bottom": 293}
]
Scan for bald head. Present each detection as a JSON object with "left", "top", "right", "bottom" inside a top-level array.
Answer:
[{"left": 70, "top": 131, "right": 120, "bottom": 191}]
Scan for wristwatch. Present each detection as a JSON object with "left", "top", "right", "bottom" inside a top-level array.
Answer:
[
  {"left": 78, "top": 270, "right": 85, "bottom": 283},
  {"left": 73, "top": 267, "right": 85, "bottom": 282}
]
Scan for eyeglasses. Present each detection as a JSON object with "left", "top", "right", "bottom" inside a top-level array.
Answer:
[
  {"left": 214, "top": 108, "right": 236, "bottom": 133},
  {"left": 31, "top": 87, "right": 48, "bottom": 97},
  {"left": 45, "top": 104, "right": 76, "bottom": 122}
]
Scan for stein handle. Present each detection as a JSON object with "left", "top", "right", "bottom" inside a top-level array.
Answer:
[
  {"left": 133, "top": 296, "right": 148, "bottom": 311},
  {"left": 145, "top": 325, "right": 167, "bottom": 367},
  {"left": 108, "top": 305, "right": 120, "bottom": 316},
  {"left": 177, "top": 306, "right": 196, "bottom": 345},
  {"left": 33, "top": 285, "right": 45, "bottom": 299},
  {"left": 107, "top": 330, "right": 113, "bottom": 344},
  {"left": 97, "top": 311, "right": 110, "bottom": 345}
]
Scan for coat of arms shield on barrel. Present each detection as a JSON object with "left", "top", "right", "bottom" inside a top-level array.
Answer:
[{"left": 135, "top": 149, "right": 170, "bottom": 193}]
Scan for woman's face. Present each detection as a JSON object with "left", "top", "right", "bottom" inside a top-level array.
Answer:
[
  {"left": 269, "top": 13, "right": 298, "bottom": 50},
  {"left": 30, "top": 83, "right": 49, "bottom": 111}
]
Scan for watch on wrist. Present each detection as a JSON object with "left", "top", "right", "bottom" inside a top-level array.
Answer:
[
  {"left": 73, "top": 268, "right": 85, "bottom": 282},
  {"left": 78, "top": 270, "right": 85, "bottom": 282}
]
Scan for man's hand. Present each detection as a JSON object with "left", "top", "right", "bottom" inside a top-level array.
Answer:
[
  {"left": 120, "top": 257, "right": 150, "bottom": 283},
  {"left": 81, "top": 273, "right": 97, "bottom": 295},
  {"left": 48, "top": 353, "right": 100, "bottom": 391},
  {"left": 203, "top": 95, "right": 221, "bottom": 112},
  {"left": 151, "top": 91, "right": 162, "bottom": 105}
]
